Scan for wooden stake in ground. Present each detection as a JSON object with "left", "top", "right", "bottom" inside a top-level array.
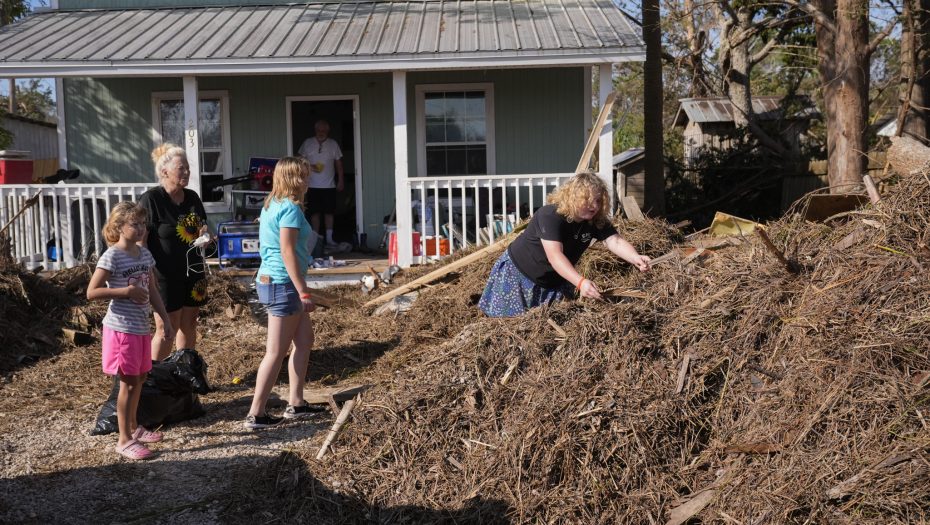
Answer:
[
  {"left": 757, "top": 228, "right": 798, "bottom": 275},
  {"left": 316, "top": 397, "right": 357, "bottom": 460},
  {"left": 862, "top": 174, "right": 882, "bottom": 204}
]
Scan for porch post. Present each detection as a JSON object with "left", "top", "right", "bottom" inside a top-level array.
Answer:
[
  {"left": 393, "top": 71, "right": 413, "bottom": 267},
  {"left": 182, "top": 76, "right": 202, "bottom": 196},
  {"left": 582, "top": 66, "right": 591, "bottom": 146},
  {"left": 598, "top": 64, "right": 614, "bottom": 214},
  {"left": 55, "top": 78, "right": 67, "bottom": 170}
]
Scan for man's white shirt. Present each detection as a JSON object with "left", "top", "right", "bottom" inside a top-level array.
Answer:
[{"left": 298, "top": 137, "right": 343, "bottom": 188}]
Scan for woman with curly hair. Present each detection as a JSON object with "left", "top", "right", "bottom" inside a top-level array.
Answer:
[{"left": 478, "top": 171, "right": 650, "bottom": 317}]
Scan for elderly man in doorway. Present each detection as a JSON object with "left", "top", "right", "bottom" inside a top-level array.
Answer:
[{"left": 298, "top": 120, "right": 344, "bottom": 246}]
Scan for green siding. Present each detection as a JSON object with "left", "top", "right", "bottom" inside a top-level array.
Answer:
[
  {"left": 63, "top": 67, "right": 582, "bottom": 243},
  {"left": 406, "top": 68, "right": 584, "bottom": 176}
]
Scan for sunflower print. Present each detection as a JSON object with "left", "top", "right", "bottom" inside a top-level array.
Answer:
[
  {"left": 176, "top": 213, "right": 204, "bottom": 244},
  {"left": 190, "top": 278, "right": 208, "bottom": 303}
]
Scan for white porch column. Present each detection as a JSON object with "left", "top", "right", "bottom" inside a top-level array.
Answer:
[
  {"left": 182, "top": 76, "right": 201, "bottom": 196},
  {"left": 55, "top": 78, "right": 67, "bottom": 169},
  {"left": 392, "top": 71, "right": 413, "bottom": 267},
  {"left": 598, "top": 64, "right": 614, "bottom": 214},
  {"left": 582, "top": 66, "right": 592, "bottom": 147}
]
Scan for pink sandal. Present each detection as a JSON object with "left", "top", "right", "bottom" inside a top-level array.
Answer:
[
  {"left": 116, "top": 439, "right": 153, "bottom": 460},
  {"left": 132, "top": 426, "right": 164, "bottom": 443}
]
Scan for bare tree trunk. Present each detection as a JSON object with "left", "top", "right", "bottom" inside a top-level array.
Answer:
[
  {"left": 684, "top": 0, "right": 710, "bottom": 97},
  {"left": 815, "top": 0, "right": 871, "bottom": 193},
  {"left": 643, "top": 0, "right": 665, "bottom": 216},
  {"left": 902, "top": 0, "right": 930, "bottom": 141},
  {"left": 727, "top": 9, "right": 753, "bottom": 128}
]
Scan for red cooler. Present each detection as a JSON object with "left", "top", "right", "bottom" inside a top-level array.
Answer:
[{"left": 0, "top": 151, "right": 33, "bottom": 184}]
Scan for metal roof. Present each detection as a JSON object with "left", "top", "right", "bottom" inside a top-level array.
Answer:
[
  {"left": 673, "top": 95, "right": 821, "bottom": 127},
  {"left": 0, "top": 0, "right": 644, "bottom": 77},
  {"left": 611, "top": 147, "right": 643, "bottom": 168}
]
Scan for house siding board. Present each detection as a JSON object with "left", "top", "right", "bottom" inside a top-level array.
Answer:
[
  {"left": 406, "top": 67, "right": 583, "bottom": 177},
  {"left": 4, "top": 116, "right": 58, "bottom": 161}
]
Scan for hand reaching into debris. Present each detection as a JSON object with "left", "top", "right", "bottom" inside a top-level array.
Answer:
[{"left": 578, "top": 278, "right": 603, "bottom": 301}]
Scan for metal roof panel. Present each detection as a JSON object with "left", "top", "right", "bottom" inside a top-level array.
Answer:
[{"left": 0, "top": 1, "right": 645, "bottom": 73}]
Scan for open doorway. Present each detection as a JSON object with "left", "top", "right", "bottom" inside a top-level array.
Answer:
[{"left": 286, "top": 96, "right": 362, "bottom": 246}]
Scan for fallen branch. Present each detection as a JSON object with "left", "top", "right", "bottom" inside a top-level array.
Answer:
[{"left": 757, "top": 227, "right": 798, "bottom": 275}]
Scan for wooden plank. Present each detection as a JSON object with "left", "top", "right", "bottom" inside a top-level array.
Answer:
[
  {"left": 363, "top": 223, "right": 527, "bottom": 308},
  {"left": 621, "top": 196, "right": 645, "bottom": 222},
  {"left": 575, "top": 91, "right": 616, "bottom": 173},
  {"left": 311, "top": 288, "right": 361, "bottom": 309},
  {"left": 803, "top": 194, "right": 869, "bottom": 222}
]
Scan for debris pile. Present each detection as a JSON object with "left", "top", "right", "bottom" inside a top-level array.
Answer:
[{"left": 242, "top": 173, "right": 929, "bottom": 524}]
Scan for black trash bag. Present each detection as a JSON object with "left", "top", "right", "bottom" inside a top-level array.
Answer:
[{"left": 91, "top": 348, "right": 214, "bottom": 436}]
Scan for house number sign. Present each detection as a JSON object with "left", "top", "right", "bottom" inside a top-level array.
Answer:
[{"left": 188, "top": 119, "right": 196, "bottom": 147}]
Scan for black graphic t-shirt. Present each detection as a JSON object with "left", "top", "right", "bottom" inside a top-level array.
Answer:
[
  {"left": 138, "top": 186, "right": 208, "bottom": 280},
  {"left": 508, "top": 205, "right": 618, "bottom": 288}
]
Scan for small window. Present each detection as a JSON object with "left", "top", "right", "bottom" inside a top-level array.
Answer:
[
  {"left": 416, "top": 84, "right": 495, "bottom": 177},
  {"left": 152, "top": 92, "right": 231, "bottom": 210}
]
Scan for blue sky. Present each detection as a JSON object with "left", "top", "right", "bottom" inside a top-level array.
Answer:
[{"left": 0, "top": 1, "right": 54, "bottom": 100}]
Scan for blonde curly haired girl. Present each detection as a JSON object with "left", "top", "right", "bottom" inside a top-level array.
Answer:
[{"left": 478, "top": 171, "right": 651, "bottom": 317}]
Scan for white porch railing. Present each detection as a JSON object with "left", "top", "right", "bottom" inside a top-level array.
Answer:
[
  {"left": 1, "top": 183, "right": 158, "bottom": 271},
  {"left": 405, "top": 173, "right": 573, "bottom": 264}
]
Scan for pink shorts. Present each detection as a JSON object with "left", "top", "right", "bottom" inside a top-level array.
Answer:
[{"left": 102, "top": 327, "right": 152, "bottom": 376}]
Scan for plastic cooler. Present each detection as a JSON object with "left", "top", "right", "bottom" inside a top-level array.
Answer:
[{"left": 0, "top": 159, "right": 33, "bottom": 184}]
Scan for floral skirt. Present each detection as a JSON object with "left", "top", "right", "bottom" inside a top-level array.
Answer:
[{"left": 478, "top": 249, "right": 575, "bottom": 318}]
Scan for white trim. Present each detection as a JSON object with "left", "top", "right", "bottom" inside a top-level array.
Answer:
[
  {"left": 55, "top": 77, "right": 67, "bottom": 170},
  {"left": 182, "top": 77, "right": 201, "bottom": 198},
  {"left": 598, "top": 64, "right": 614, "bottom": 214},
  {"left": 50, "top": 0, "right": 58, "bottom": 8},
  {"left": 414, "top": 82, "right": 496, "bottom": 178},
  {"left": 285, "top": 95, "right": 364, "bottom": 237},
  {"left": 151, "top": 89, "right": 232, "bottom": 212},
  {"left": 393, "top": 71, "right": 412, "bottom": 268},
  {"left": 583, "top": 66, "right": 592, "bottom": 147},
  {"left": 0, "top": 49, "right": 647, "bottom": 79}
]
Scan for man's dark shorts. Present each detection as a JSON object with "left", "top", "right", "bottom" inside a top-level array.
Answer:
[
  {"left": 156, "top": 275, "right": 208, "bottom": 313},
  {"left": 305, "top": 187, "right": 337, "bottom": 216}
]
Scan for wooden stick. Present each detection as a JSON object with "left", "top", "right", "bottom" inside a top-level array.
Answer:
[
  {"left": 316, "top": 398, "right": 357, "bottom": 460},
  {"left": 757, "top": 228, "right": 798, "bottom": 275},
  {"left": 0, "top": 190, "right": 42, "bottom": 236},
  {"left": 576, "top": 91, "right": 617, "bottom": 173},
  {"left": 363, "top": 223, "right": 528, "bottom": 308},
  {"left": 862, "top": 174, "right": 882, "bottom": 204}
]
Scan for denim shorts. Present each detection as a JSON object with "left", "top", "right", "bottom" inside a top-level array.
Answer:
[{"left": 256, "top": 281, "right": 303, "bottom": 317}]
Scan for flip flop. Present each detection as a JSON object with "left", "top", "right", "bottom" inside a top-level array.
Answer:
[
  {"left": 133, "top": 426, "right": 164, "bottom": 443},
  {"left": 116, "top": 439, "right": 153, "bottom": 460}
]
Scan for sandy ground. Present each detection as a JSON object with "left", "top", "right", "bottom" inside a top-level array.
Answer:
[{"left": 0, "top": 385, "right": 336, "bottom": 524}]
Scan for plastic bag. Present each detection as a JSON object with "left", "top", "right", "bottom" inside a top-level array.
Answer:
[{"left": 91, "top": 348, "right": 214, "bottom": 436}]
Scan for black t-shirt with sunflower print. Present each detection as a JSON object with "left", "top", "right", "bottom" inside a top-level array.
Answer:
[{"left": 138, "top": 186, "right": 209, "bottom": 280}]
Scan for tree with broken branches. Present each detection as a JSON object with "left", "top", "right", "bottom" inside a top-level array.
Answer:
[{"left": 712, "top": 1, "right": 811, "bottom": 158}]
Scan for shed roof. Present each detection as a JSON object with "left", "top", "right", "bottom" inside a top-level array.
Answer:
[
  {"left": 672, "top": 95, "right": 821, "bottom": 128},
  {"left": 0, "top": 0, "right": 644, "bottom": 77},
  {"left": 612, "top": 147, "right": 643, "bottom": 168}
]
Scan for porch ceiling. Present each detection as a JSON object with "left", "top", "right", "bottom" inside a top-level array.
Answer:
[{"left": 0, "top": 0, "right": 644, "bottom": 77}]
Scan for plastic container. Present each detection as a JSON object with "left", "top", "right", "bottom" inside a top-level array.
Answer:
[
  {"left": 0, "top": 159, "right": 33, "bottom": 184},
  {"left": 423, "top": 237, "right": 450, "bottom": 256},
  {"left": 388, "top": 232, "right": 422, "bottom": 265}
]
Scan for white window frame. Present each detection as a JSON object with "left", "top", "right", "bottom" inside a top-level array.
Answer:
[
  {"left": 415, "top": 83, "right": 495, "bottom": 178},
  {"left": 151, "top": 90, "right": 232, "bottom": 213}
]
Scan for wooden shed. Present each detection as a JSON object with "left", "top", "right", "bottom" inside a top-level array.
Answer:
[
  {"left": 612, "top": 147, "right": 669, "bottom": 212},
  {"left": 673, "top": 95, "right": 820, "bottom": 168}
]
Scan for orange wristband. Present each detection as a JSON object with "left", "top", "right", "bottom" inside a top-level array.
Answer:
[
  {"left": 301, "top": 292, "right": 312, "bottom": 299},
  {"left": 577, "top": 278, "right": 586, "bottom": 290}
]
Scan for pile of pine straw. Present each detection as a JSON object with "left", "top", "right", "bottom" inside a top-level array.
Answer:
[
  {"left": 236, "top": 173, "right": 930, "bottom": 524},
  {"left": 1, "top": 171, "right": 928, "bottom": 524}
]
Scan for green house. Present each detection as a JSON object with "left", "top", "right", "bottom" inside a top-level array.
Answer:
[{"left": 0, "top": 0, "right": 643, "bottom": 267}]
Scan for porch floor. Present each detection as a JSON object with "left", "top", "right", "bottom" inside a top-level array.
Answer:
[{"left": 206, "top": 251, "right": 390, "bottom": 288}]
